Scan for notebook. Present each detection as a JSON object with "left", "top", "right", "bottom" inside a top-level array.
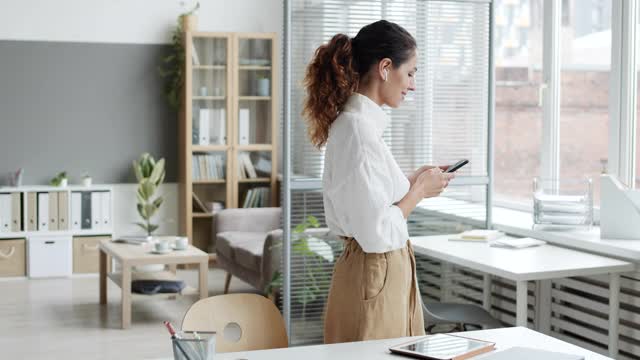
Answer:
[
  {"left": 480, "top": 346, "right": 584, "bottom": 360},
  {"left": 449, "top": 230, "right": 504, "bottom": 242},
  {"left": 389, "top": 333, "right": 495, "bottom": 360},
  {"left": 489, "top": 237, "right": 546, "bottom": 249}
]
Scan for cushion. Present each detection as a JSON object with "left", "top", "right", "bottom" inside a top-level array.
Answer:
[{"left": 216, "top": 232, "right": 266, "bottom": 272}]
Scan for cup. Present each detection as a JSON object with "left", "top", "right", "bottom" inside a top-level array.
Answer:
[
  {"left": 199, "top": 86, "right": 208, "bottom": 96},
  {"left": 174, "top": 237, "right": 188, "bottom": 250},
  {"left": 154, "top": 240, "right": 169, "bottom": 252}
]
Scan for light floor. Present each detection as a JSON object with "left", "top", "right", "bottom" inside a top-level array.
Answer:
[{"left": 0, "top": 268, "right": 256, "bottom": 360}]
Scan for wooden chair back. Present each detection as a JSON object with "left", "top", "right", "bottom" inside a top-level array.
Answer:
[{"left": 181, "top": 293, "right": 288, "bottom": 353}]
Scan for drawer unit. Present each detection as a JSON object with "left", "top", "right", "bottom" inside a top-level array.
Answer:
[
  {"left": 0, "top": 239, "right": 26, "bottom": 277},
  {"left": 27, "top": 235, "right": 72, "bottom": 278},
  {"left": 73, "top": 236, "right": 109, "bottom": 273}
]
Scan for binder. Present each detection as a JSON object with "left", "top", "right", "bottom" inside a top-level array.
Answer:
[
  {"left": 71, "top": 192, "right": 82, "bottom": 230},
  {"left": 57, "top": 191, "right": 69, "bottom": 231},
  {"left": 210, "top": 108, "right": 226, "bottom": 144},
  {"left": 81, "top": 192, "right": 92, "bottom": 230},
  {"left": 239, "top": 108, "right": 250, "bottom": 145},
  {"left": 38, "top": 192, "right": 49, "bottom": 231},
  {"left": 101, "top": 192, "right": 111, "bottom": 230},
  {"left": 199, "top": 109, "right": 210, "bottom": 145},
  {"left": 48, "top": 191, "right": 59, "bottom": 231},
  {"left": 91, "top": 192, "right": 102, "bottom": 230},
  {"left": 27, "top": 192, "right": 37, "bottom": 231},
  {"left": 0, "top": 194, "right": 10, "bottom": 232},
  {"left": 10, "top": 192, "right": 21, "bottom": 232}
]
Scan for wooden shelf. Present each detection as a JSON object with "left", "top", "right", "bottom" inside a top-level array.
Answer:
[
  {"left": 193, "top": 65, "right": 226, "bottom": 70},
  {"left": 239, "top": 65, "right": 271, "bottom": 70},
  {"left": 193, "top": 179, "right": 225, "bottom": 184},
  {"left": 239, "top": 96, "right": 271, "bottom": 101},
  {"left": 192, "top": 145, "right": 228, "bottom": 152},
  {"left": 192, "top": 212, "right": 215, "bottom": 218},
  {"left": 238, "top": 177, "right": 271, "bottom": 183},
  {"left": 193, "top": 96, "right": 226, "bottom": 100},
  {"left": 236, "top": 144, "right": 273, "bottom": 151},
  {"left": 107, "top": 271, "right": 198, "bottom": 298}
]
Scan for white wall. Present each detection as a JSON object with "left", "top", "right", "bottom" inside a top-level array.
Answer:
[{"left": 0, "top": 0, "right": 283, "bottom": 44}]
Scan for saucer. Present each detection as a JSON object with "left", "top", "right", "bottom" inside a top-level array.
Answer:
[
  {"left": 150, "top": 249, "right": 172, "bottom": 255},
  {"left": 171, "top": 245, "right": 188, "bottom": 251}
]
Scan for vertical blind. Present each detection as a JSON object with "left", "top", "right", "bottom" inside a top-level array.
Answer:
[{"left": 285, "top": 0, "right": 492, "bottom": 345}]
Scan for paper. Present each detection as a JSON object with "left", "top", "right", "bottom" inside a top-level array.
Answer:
[{"left": 490, "top": 237, "right": 546, "bottom": 249}]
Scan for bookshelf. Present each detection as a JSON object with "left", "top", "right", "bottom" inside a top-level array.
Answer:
[{"left": 179, "top": 32, "right": 279, "bottom": 252}]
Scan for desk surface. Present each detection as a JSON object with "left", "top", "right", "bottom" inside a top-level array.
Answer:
[
  {"left": 410, "top": 235, "right": 634, "bottom": 281},
  {"left": 212, "top": 327, "right": 611, "bottom": 360}
]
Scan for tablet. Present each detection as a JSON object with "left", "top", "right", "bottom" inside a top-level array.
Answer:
[{"left": 389, "top": 333, "right": 496, "bottom": 360}]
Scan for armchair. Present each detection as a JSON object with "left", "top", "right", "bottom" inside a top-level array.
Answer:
[{"left": 214, "top": 207, "right": 282, "bottom": 294}]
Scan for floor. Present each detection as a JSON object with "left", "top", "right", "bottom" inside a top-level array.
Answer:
[{"left": 0, "top": 268, "right": 256, "bottom": 360}]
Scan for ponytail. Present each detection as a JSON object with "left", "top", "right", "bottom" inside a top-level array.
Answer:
[{"left": 303, "top": 34, "right": 358, "bottom": 149}]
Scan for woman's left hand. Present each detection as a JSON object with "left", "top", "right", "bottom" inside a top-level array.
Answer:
[{"left": 408, "top": 165, "right": 450, "bottom": 187}]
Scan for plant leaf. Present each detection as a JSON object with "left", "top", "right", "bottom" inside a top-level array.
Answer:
[
  {"left": 152, "top": 197, "right": 164, "bottom": 209},
  {"left": 133, "top": 160, "right": 143, "bottom": 182},
  {"left": 149, "top": 158, "right": 165, "bottom": 184}
]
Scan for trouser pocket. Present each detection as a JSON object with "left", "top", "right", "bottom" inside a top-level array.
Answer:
[{"left": 363, "top": 252, "right": 388, "bottom": 301}]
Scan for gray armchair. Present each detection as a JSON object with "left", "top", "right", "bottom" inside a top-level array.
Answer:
[{"left": 214, "top": 207, "right": 282, "bottom": 294}]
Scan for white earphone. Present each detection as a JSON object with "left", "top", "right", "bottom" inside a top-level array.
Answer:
[{"left": 383, "top": 69, "right": 388, "bottom": 82}]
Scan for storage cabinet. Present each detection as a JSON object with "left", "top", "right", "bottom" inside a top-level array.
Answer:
[
  {"left": 180, "top": 32, "right": 279, "bottom": 252},
  {"left": 27, "top": 235, "right": 72, "bottom": 278}
]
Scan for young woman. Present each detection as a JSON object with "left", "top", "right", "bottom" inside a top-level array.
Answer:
[{"left": 303, "top": 20, "right": 455, "bottom": 344}]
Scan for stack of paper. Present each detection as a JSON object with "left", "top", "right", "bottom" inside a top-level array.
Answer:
[
  {"left": 449, "top": 229, "right": 504, "bottom": 242},
  {"left": 489, "top": 237, "right": 546, "bottom": 249}
]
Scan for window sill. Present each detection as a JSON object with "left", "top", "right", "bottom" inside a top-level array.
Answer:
[{"left": 417, "top": 198, "right": 640, "bottom": 262}]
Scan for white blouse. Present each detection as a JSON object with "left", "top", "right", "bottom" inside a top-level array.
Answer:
[{"left": 322, "top": 93, "right": 410, "bottom": 253}]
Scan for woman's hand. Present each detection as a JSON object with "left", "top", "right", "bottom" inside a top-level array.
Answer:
[
  {"left": 412, "top": 167, "right": 455, "bottom": 198},
  {"left": 407, "top": 165, "right": 450, "bottom": 187}
]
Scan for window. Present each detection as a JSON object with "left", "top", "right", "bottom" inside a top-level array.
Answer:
[{"left": 494, "top": 0, "right": 543, "bottom": 204}]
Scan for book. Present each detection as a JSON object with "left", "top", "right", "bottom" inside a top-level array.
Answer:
[
  {"left": 192, "top": 192, "right": 208, "bottom": 213},
  {"left": 490, "top": 237, "right": 546, "bottom": 249},
  {"left": 449, "top": 229, "right": 504, "bottom": 242}
]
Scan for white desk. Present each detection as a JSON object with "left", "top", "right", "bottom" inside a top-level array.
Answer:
[
  {"left": 211, "top": 327, "right": 611, "bottom": 360},
  {"left": 410, "top": 235, "right": 634, "bottom": 358}
]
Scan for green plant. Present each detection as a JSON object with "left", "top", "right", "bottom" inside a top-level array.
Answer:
[
  {"left": 266, "top": 215, "right": 336, "bottom": 317},
  {"left": 157, "top": 2, "right": 200, "bottom": 109},
  {"left": 132, "top": 153, "right": 166, "bottom": 236},
  {"left": 49, "top": 171, "right": 68, "bottom": 186}
]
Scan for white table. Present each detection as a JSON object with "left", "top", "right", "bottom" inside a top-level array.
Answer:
[
  {"left": 410, "top": 235, "right": 634, "bottom": 358},
  {"left": 210, "top": 327, "right": 611, "bottom": 360}
]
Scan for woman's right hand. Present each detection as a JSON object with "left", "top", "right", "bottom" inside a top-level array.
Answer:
[{"left": 413, "top": 168, "right": 455, "bottom": 198}]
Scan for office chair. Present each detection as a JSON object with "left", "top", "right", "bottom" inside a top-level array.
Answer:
[{"left": 423, "top": 302, "right": 503, "bottom": 333}]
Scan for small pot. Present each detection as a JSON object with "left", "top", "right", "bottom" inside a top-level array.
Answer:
[
  {"left": 59, "top": 178, "right": 68, "bottom": 187},
  {"left": 82, "top": 177, "right": 92, "bottom": 187}
]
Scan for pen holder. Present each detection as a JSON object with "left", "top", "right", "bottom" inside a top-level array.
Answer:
[
  {"left": 532, "top": 177, "right": 593, "bottom": 230},
  {"left": 172, "top": 331, "right": 216, "bottom": 360}
]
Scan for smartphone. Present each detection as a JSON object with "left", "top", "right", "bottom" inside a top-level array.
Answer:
[{"left": 445, "top": 159, "right": 469, "bottom": 173}]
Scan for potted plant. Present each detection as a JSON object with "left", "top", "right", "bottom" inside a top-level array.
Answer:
[
  {"left": 49, "top": 171, "right": 68, "bottom": 187},
  {"left": 157, "top": 2, "right": 200, "bottom": 109},
  {"left": 82, "top": 172, "right": 92, "bottom": 187},
  {"left": 266, "top": 215, "right": 337, "bottom": 318},
  {"left": 132, "top": 153, "right": 166, "bottom": 238}
]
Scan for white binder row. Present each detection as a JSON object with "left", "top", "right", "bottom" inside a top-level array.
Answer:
[
  {"left": 70, "top": 191, "right": 111, "bottom": 231},
  {"left": 0, "top": 193, "right": 21, "bottom": 233}
]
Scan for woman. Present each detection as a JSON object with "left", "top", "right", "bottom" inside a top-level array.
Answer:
[{"left": 303, "top": 20, "right": 455, "bottom": 344}]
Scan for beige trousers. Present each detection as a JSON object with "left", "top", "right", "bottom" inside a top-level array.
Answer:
[{"left": 323, "top": 238, "right": 425, "bottom": 344}]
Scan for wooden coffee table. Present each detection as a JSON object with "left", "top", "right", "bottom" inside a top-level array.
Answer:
[{"left": 99, "top": 239, "right": 209, "bottom": 329}]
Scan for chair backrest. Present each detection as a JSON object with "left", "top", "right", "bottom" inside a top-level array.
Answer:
[{"left": 181, "top": 293, "right": 288, "bottom": 353}]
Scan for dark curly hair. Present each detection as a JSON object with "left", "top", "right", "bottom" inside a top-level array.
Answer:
[{"left": 303, "top": 20, "right": 416, "bottom": 148}]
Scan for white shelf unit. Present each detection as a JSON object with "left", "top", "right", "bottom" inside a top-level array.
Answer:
[{"left": 0, "top": 185, "right": 114, "bottom": 278}]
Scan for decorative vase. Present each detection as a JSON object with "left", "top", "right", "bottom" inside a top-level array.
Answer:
[
  {"left": 82, "top": 177, "right": 92, "bottom": 187},
  {"left": 181, "top": 14, "right": 198, "bottom": 32},
  {"left": 257, "top": 78, "right": 270, "bottom": 96}
]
